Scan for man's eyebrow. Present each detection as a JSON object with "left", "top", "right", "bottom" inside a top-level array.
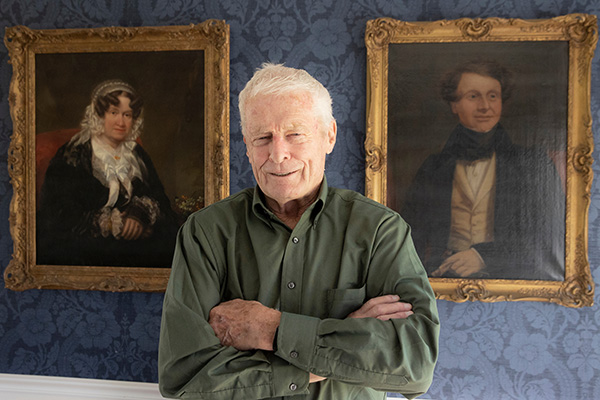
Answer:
[
  {"left": 250, "top": 121, "right": 310, "bottom": 134},
  {"left": 457, "top": 89, "right": 483, "bottom": 96},
  {"left": 283, "top": 120, "right": 311, "bottom": 131},
  {"left": 250, "top": 130, "right": 271, "bottom": 138}
]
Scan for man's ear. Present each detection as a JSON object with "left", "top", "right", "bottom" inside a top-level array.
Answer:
[
  {"left": 326, "top": 120, "right": 337, "bottom": 155},
  {"left": 450, "top": 102, "right": 458, "bottom": 115},
  {"left": 243, "top": 136, "right": 250, "bottom": 158}
]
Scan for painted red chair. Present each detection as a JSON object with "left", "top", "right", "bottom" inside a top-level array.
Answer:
[{"left": 35, "top": 128, "right": 81, "bottom": 209}]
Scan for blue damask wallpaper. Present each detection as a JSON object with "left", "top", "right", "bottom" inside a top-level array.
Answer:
[{"left": 0, "top": 1, "right": 599, "bottom": 399}]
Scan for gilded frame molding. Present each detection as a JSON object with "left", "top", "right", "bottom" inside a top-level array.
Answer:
[
  {"left": 4, "top": 21, "right": 230, "bottom": 292},
  {"left": 365, "top": 14, "right": 596, "bottom": 307}
]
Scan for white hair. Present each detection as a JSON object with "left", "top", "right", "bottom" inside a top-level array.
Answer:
[{"left": 238, "top": 63, "right": 334, "bottom": 135}]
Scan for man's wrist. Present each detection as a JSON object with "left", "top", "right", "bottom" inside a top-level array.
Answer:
[{"left": 261, "top": 307, "right": 281, "bottom": 351}]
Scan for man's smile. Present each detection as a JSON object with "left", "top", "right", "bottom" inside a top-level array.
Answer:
[{"left": 270, "top": 171, "right": 296, "bottom": 177}]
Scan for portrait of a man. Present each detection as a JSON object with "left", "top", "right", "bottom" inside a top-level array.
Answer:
[
  {"left": 399, "top": 58, "right": 565, "bottom": 281},
  {"left": 366, "top": 16, "right": 596, "bottom": 305}
]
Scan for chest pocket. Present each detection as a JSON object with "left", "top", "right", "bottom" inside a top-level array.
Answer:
[{"left": 326, "top": 285, "right": 366, "bottom": 319}]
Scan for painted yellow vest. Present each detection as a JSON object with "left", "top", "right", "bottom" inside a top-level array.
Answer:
[{"left": 447, "top": 153, "right": 496, "bottom": 253}]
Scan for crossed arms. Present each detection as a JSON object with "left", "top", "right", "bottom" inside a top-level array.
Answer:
[{"left": 209, "top": 296, "right": 414, "bottom": 383}]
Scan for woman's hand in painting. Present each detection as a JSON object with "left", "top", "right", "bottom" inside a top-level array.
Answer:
[
  {"left": 121, "top": 217, "right": 143, "bottom": 240},
  {"left": 431, "top": 248, "right": 485, "bottom": 277},
  {"left": 120, "top": 215, "right": 153, "bottom": 240}
]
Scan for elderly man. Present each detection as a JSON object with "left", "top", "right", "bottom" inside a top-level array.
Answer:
[
  {"left": 159, "top": 63, "right": 439, "bottom": 399},
  {"left": 403, "top": 60, "right": 564, "bottom": 280}
]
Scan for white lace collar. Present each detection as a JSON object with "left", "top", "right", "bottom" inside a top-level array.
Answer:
[{"left": 91, "top": 137, "right": 144, "bottom": 208}]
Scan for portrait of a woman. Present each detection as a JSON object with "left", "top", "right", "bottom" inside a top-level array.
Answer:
[{"left": 37, "top": 80, "right": 179, "bottom": 267}]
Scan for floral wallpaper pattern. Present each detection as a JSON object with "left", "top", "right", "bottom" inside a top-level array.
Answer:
[{"left": 0, "top": 1, "right": 599, "bottom": 399}]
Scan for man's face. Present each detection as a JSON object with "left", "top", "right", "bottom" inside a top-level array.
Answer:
[
  {"left": 451, "top": 72, "right": 502, "bottom": 133},
  {"left": 243, "top": 93, "right": 336, "bottom": 208}
]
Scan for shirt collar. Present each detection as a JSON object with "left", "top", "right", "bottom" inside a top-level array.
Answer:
[{"left": 251, "top": 176, "right": 329, "bottom": 228}]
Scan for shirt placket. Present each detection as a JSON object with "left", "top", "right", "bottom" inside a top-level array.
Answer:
[{"left": 279, "top": 225, "right": 308, "bottom": 314}]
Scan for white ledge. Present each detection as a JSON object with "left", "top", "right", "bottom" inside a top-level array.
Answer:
[
  {"left": 0, "top": 373, "right": 164, "bottom": 400},
  {"left": 0, "top": 373, "right": 408, "bottom": 399}
]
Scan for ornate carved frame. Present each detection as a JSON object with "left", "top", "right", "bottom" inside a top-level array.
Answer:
[
  {"left": 365, "top": 15, "right": 596, "bottom": 307},
  {"left": 4, "top": 21, "right": 230, "bottom": 291}
]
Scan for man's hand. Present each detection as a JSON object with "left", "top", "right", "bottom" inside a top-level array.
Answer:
[
  {"left": 310, "top": 373, "right": 326, "bottom": 383},
  {"left": 209, "top": 299, "right": 281, "bottom": 351},
  {"left": 347, "top": 295, "right": 413, "bottom": 320},
  {"left": 210, "top": 300, "right": 327, "bottom": 384},
  {"left": 431, "top": 248, "right": 485, "bottom": 277}
]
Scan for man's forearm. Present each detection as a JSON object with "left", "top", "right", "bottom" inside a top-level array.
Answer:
[
  {"left": 209, "top": 295, "right": 412, "bottom": 350},
  {"left": 208, "top": 295, "right": 415, "bottom": 387}
]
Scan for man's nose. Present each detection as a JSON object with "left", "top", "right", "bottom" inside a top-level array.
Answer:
[
  {"left": 269, "top": 136, "right": 290, "bottom": 163},
  {"left": 477, "top": 96, "right": 492, "bottom": 111}
]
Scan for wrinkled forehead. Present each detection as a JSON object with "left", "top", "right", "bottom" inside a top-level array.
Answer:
[
  {"left": 245, "top": 92, "right": 316, "bottom": 121},
  {"left": 246, "top": 91, "right": 314, "bottom": 110},
  {"left": 241, "top": 88, "right": 334, "bottom": 139}
]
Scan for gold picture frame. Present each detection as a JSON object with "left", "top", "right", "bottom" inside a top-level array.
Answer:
[
  {"left": 365, "top": 14, "right": 596, "bottom": 307},
  {"left": 4, "top": 21, "right": 230, "bottom": 292}
]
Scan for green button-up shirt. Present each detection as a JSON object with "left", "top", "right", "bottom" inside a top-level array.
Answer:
[{"left": 159, "top": 179, "right": 439, "bottom": 399}]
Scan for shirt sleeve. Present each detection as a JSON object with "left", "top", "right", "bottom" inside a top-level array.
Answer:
[
  {"left": 274, "top": 214, "right": 440, "bottom": 399},
  {"left": 158, "top": 218, "right": 311, "bottom": 399}
]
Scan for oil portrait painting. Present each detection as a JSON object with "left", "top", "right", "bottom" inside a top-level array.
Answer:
[
  {"left": 4, "top": 22, "right": 230, "bottom": 291},
  {"left": 365, "top": 15, "right": 596, "bottom": 307}
]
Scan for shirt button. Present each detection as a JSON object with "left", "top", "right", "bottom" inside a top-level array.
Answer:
[
  {"left": 287, "top": 281, "right": 296, "bottom": 289},
  {"left": 290, "top": 350, "right": 298, "bottom": 358},
  {"left": 292, "top": 237, "right": 299, "bottom": 244},
  {"left": 289, "top": 383, "right": 298, "bottom": 391}
]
